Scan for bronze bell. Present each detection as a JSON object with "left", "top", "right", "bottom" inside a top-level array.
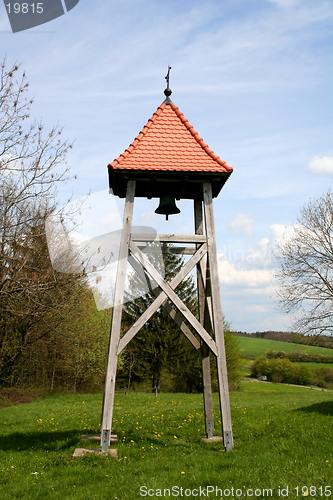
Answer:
[{"left": 155, "top": 195, "right": 180, "bottom": 221}]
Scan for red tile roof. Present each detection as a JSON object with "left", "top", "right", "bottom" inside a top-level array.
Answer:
[{"left": 108, "top": 101, "right": 232, "bottom": 174}]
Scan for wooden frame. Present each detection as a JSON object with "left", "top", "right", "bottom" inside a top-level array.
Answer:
[
  {"left": 100, "top": 180, "right": 233, "bottom": 452},
  {"left": 101, "top": 180, "right": 135, "bottom": 452}
]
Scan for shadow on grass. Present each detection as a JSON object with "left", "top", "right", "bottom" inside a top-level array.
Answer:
[
  {"left": 0, "top": 429, "right": 89, "bottom": 452},
  {"left": 297, "top": 401, "right": 333, "bottom": 416}
]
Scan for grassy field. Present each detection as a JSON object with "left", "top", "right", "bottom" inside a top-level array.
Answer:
[
  {"left": 1, "top": 384, "right": 333, "bottom": 499},
  {"left": 241, "top": 359, "right": 333, "bottom": 378},
  {"left": 237, "top": 336, "right": 333, "bottom": 358}
]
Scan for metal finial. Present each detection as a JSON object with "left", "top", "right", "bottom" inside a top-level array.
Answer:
[{"left": 164, "top": 66, "right": 172, "bottom": 97}]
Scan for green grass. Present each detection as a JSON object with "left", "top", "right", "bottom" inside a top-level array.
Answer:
[
  {"left": 240, "top": 358, "right": 252, "bottom": 378},
  {"left": 237, "top": 336, "right": 333, "bottom": 358},
  {"left": 1, "top": 386, "right": 333, "bottom": 499}
]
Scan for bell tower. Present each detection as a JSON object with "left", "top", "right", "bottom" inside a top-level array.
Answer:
[{"left": 101, "top": 72, "right": 234, "bottom": 452}]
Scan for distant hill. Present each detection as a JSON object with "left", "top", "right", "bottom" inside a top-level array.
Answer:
[
  {"left": 234, "top": 331, "right": 294, "bottom": 342},
  {"left": 234, "top": 330, "right": 333, "bottom": 349},
  {"left": 236, "top": 336, "right": 333, "bottom": 359}
]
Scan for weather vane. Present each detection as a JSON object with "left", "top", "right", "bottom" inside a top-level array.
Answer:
[{"left": 164, "top": 66, "right": 172, "bottom": 97}]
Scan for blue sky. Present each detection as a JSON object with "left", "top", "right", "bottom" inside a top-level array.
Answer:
[{"left": 2, "top": 0, "right": 333, "bottom": 332}]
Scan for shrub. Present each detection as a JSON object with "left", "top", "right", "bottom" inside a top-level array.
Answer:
[
  {"left": 298, "top": 365, "right": 313, "bottom": 386},
  {"left": 251, "top": 357, "right": 313, "bottom": 386}
]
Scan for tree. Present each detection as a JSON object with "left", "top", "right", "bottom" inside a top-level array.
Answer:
[
  {"left": 42, "top": 289, "right": 111, "bottom": 392},
  {"left": 275, "top": 189, "right": 333, "bottom": 336},
  {"left": 223, "top": 319, "right": 241, "bottom": 386},
  {"left": 0, "top": 59, "right": 85, "bottom": 386},
  {"left": 122, "top": 243, "right": 198, "bottom": 391}
]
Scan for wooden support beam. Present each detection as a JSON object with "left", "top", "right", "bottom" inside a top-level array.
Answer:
[
  {"left": 131, "top": 233, "right": 207, "bottom": 244},
  {"left": 137, "top": 245, "right": 196, "bottom": 255},
  {"left": 162, "top": 301, "right": 201, "bottom": 350},
  {"left": 195, "top": 199, "right": 214, "bottom": 439},
  {"left": 203, "top": 182, "right": 233, "bottom": 451},
  {"left": 128, "top": 240, "right": 218, "bottom": 356},
  {"left": 100, "top": 180, "right": 135, "bottom": 452},
  {"left": 117, "top": 243, "right": 208, "bottom": 355},
  {"left": 196, "top": 248, "right": 215, "bottom": 336},
  {"left": 127, "top": 254, "right": 159, "bottom": 296},
  {"left": 127, "top": 256, "right": 201, "bottom": 351}
]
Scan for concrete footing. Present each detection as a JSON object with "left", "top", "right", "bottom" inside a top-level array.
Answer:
[
  {"left": 201, "top": 436, "right": 223, "bottom": 443},
  {"left": 80, "top": 434, "right": 118, "bottom": 442},
  {"left": 73, "top": 448, "right": 118, "bottom": 458}
]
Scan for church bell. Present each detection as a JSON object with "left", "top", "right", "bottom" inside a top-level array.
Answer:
[{"left": 155, "top": 195, "right": 180, "bottom": 221}]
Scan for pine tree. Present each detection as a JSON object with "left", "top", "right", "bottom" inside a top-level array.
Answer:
[{"left": 122, "top": 243, "right": 198, "bottom": 391}]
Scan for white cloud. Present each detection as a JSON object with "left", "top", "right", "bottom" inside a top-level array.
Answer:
[
  {"left": 246, "top": 237, "right": 272, "bottom": 266},
  {"left": 269, "top": 223, "right": 308, "bottom": 248},
  {"left": 273, "top": 223, "right": 316, "bottom": 249},
  {"left": 270, "top": 223, "right": 288, "bottom": 241},
  {"left": 306, "top": 156, "right": 333, "bottom": 176},
  {"left": 217, "top": 221, "right": 295, "bottom": 290},
  {"left": 227, "top": 213, "right": 255, "bottom": 236},
  {"left": 218, "top": 259, "right": 273, "bottom": 287}
]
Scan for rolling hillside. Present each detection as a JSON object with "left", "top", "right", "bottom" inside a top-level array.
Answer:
[{"left": 236, "top": 336, "right": 333, "bottom": 358}]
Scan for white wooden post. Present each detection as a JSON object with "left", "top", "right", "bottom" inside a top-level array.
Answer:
[
  {"left": 203, "top": 182, "right": 233, "bottom": 451},
  {"left": 100, "top": 179, "right": 135, "bottom": 452},
  {"left": 194, "top": 199, "right": 214, "bottom": 438}
]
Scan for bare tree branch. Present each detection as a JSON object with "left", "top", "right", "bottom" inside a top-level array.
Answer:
[
  {"left": 0, "top": 59, "right": 84, "bottom": 384},
  {"left": 275, "top": 190, "right": 333, "bottom": 336}
]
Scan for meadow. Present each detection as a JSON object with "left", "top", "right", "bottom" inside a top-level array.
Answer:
[
  {"left": 237, "top": 337, "right": 333, "bottom": 358},
  {"left": 0, "top": 383, "right": 332, "bottom": 499}
]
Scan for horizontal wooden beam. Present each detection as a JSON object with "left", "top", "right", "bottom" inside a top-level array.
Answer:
[
  {"left": 131, "top": 233, "right": 207, "bottom": 244},
  {"left": 137, "top": 246, "right": 196, "bottom": 255}
]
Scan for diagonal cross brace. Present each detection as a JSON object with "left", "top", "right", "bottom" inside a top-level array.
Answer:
[
  {"left": 128, "top": 255, "right": 201, "bottom": 351},
  {"left": 117, "top": 242, "right": 213, "bottom": 355},
  {"left": 127, "top": 241, "right": 218, "bottom": 356},
  {"left": 197, "top": 257, "right": 215, "bottom": 336}
]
